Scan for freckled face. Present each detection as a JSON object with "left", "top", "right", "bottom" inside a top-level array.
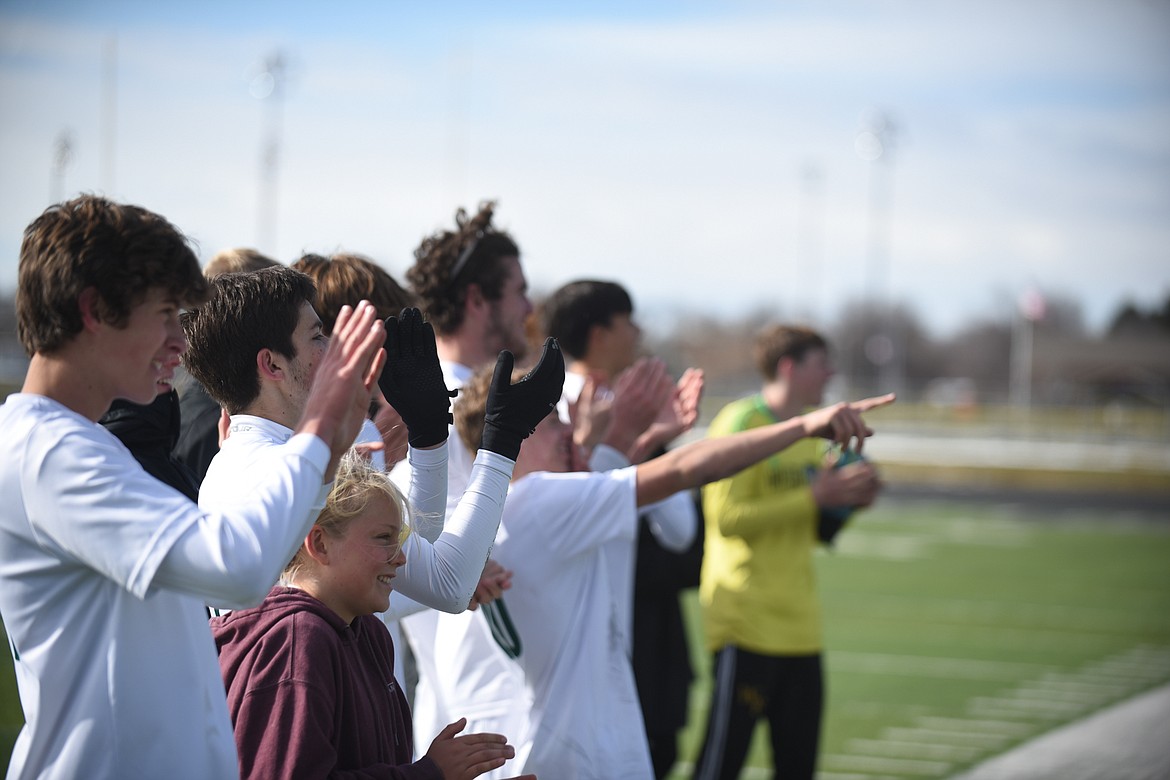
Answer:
[
  {"left": 319, "top": 492, "right": 408, "bottom": 624},
  {"left": 284, "top": 301, "right": 329, "bottom": 414}
]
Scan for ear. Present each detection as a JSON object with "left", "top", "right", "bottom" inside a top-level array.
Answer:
[
  {"left": 464, "top": 282, "right": 487, "bottom": 315},
  {"left": 78, "top": 287, "right": 103, "bottom": 333},
  {"left": 303, "top": 526, "right": 330, "bottom": 565},
  {"left": 256, "top": 348, "right": 286, "bottom": 381},
  {"left": 776, "top": 356, "right": 795, "bottom": 381},
  {"left": 584, "top": 322, "right": 609, "bottom": 358}
]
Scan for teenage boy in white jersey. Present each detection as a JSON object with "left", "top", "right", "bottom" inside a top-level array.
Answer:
[
  {"left": 541, "top": 279, "right": 705, "bottom": 777},
  {"left": 0, "top": 195, "right": 385, "bottom": 779},
  {"left": 181, "top": 267, "right": 563, "bottom": 624},
  {"left": 450, "top": 364, "right": 894, "bottom": 779},
  {"left": 395, "top": 201, "right": 538, "bottom": 773}
]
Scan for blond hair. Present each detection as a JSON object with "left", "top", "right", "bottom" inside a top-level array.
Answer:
[
  {"left": 281, "top": 452, "right": 412, "bottom": 583},
  {"left": 204, "top": 247, "right": 279, "bottom": 278}
]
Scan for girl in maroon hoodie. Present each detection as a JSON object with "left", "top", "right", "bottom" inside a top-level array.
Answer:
[{"left": 212, "top": 454, "right": 534, "bottom": 780}]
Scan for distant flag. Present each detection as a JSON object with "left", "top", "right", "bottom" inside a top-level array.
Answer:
[{"left": 1019, "top": 288, "right": 1046, "bottom": 322}]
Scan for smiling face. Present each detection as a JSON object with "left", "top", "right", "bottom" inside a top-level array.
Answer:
[
  {"left": 106, "top": 287, "right": 187, "bottom": 404},
  {"left": 313, "top": 491, "right": 408, "bottom": 624}
]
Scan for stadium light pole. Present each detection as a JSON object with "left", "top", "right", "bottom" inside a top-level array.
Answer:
[
  {"left": 252, "top": 51, "right": 287, "bottom": 254},
  {"left": 855, "top": 108, "right": 900, "bottom": 397}
]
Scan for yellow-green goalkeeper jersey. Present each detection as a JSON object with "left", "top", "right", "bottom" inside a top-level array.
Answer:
[{"left": 699, "top": 395, "right": 827, "bottom": 655}]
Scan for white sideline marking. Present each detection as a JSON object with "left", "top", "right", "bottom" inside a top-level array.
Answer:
[
  {"left": 1012, "top": 685, "right": 1112, "bottom": 704},
  {"left": 883, "top": 727, "right": 1013, "bottom": 749},
  {"left": 846, "top": 738, "right": 981, "bottom": 762},
  {"left": 821, "top": 753, "right": 953, "bottom": 776},
  {"left": 969, "top": 696, "right": 1085, "bottom": 714},
  {"left": 913, "top": 716, "right": 1034, "bottom": 736},
  {"left": 830, "top": 651, "right": 1054, "bottom": 680}
]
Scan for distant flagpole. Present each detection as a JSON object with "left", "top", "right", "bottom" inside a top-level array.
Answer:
[{"left": 1010, "top": 287, "right": 1046, "bottom": 410}]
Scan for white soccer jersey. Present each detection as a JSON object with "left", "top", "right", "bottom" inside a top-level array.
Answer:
[
  {"left": 0, "top": 394, "right": 330, "bottom": 780},
  {"left": 492, "top": 467, "right": 654, "bottom": 779}
]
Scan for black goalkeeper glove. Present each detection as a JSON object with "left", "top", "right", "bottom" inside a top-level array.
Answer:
[
  {"left": 481, "top": 337, "right": 565, "bottom": 461},
  {"left": 377, "top": 307, "right": 456, "bottom": 449}
]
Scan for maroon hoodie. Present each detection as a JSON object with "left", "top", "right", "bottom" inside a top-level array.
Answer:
[{"left": 212, "top": 586, "right": 442, "bottom": 780}]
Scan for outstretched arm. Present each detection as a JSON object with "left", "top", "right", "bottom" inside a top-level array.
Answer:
[{"left": 634, "top": 393, "right": 895, "bottom": 507}]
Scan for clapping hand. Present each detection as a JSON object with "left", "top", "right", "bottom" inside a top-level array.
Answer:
[
  {"left": 378, "top": 308, "right": 455, "bottom": 449},
  {"left": 481, "top": 337, "right": 566, "bottom": 461}
]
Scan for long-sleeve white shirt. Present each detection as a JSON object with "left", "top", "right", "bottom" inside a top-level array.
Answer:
[{"left": 200, "top": 414, "right": 515, "bottom": 614}]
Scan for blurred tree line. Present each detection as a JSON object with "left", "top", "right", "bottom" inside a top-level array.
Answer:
[
  {"left": 644, "top": 292, "right": 1170, "bottom": 409},
  {"left": 2, "top": 290, "right": 1168, "bottom": 409}
]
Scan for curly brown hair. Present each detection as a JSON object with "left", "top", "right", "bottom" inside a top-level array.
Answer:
[
  {"left": 406, "top": 201, "right": 520, "bottom": 335},
  {"left": 17, "top": 195, "right": 207, "bottom": 356}
]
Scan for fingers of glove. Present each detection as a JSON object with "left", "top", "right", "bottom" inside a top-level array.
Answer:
[
  {"left": 490, "top": 349, "right": 517, "bottom": 398},
  {"left": 403, "top": 307, "right": 425, "bottom": 359},
  {"left": 382, "top": 315, "right": 401, "bottom": 362},
  {"left": 419, "top": 317, "right": 438, "bottom": 361},
  {"left": 515, "top": 337, "right": 564, "bottom": 398}
]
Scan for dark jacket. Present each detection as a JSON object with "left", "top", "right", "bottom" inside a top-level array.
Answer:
[
  {"left": 212, "top": 586, "right": 441, "bottom": 780},
  {"left": 100, "top": 390, "right": 200, "bottom": 501},
  {"left": 173, "top": 366, "right": 223, "bottom": 485}
]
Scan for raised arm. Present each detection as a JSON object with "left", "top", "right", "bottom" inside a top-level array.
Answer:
[
  {"left": 634, "top": 393, "right": 895, "bottom": 507},
  {"left": 294, "top": 301, "right": 385, "bottom": 480},
  {"left": 388, "top": 339, "right": 566, "bottom": 612}
]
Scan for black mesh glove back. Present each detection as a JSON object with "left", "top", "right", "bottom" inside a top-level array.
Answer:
[
  {"left": 481, "top": 337, "right": 566, "bottom": 461},
  {"left": 377, "top": 307, "right": 457, "bottom": 449}
]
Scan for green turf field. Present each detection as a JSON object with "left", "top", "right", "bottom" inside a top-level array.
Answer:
[
  {"left": 2, "top": 497, "right": 1168, "bottom": 777},
  {"left": 667, "top": 499, "right": 1170, "bottom": 779}
]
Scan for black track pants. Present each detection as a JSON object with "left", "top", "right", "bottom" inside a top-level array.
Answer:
[{"left": 693, "top": 646, "right": 823, "bottom": 780}]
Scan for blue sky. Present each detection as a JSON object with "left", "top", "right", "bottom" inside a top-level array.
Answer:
[{"left": 2, "top": 0, "right": 1168, "bottom": 337}]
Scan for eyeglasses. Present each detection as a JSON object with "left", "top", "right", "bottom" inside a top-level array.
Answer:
[{"left": 449, "top": 229, "right": 484, "bottom": 284}]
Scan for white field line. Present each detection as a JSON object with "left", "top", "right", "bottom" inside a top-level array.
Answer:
[
  {"left": 1030, "top": 677, "right": 1132, "bottom": 695},
  {"left": 967, "top": 696, "right": 1087, "bottom": 715},
  {"left": 829, "top": 651, "right": 1055, "bottom": 681},
  {"left": 824, "top": 645, "right": 1170, "bottom": 777},
  {"left": 881, "top": 727, "right": 1014, "bottom": 749},
  {"left": 845, "top": 738, "right": 982, "bottom": 762},
  {"left": 912, "top": 717, "right": 1037, "bottom": 736},
  {"left": 1011, "top": 685, "right": 1115, "bottom": 705},
  {"left": 824, "top": 596, "right": 1161, "bottom": 634},
  {"left": 820, "top": 753, "right": 953, "bottom": 776},
  {"left": 964, "top": 705, "right": 1065, "bottom": 722}
]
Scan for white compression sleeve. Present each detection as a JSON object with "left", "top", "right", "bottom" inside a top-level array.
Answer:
[
  {"left": 390, "top": 449, "right": 514, "bottom": 613},
  {"left": 404, "top": 443, "right": 448, "bottom": 543}
]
